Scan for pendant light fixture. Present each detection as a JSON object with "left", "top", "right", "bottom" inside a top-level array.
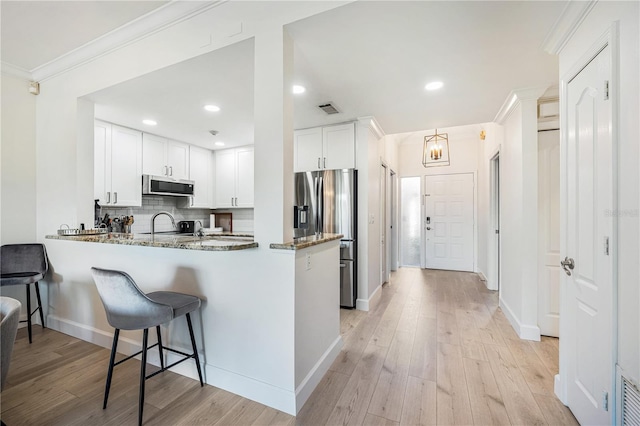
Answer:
[{"left": 422, "top": 129, "right": 450, "bottom": 167}]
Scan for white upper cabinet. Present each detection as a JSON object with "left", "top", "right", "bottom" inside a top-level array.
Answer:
[
  {"left": 294, "top": 127, "right": 323, "bottom": 172},
  {"left": 142, "top": 134, "right": 189, "bottom": 180},
  {"left": 186, "top": 145, "right": 213, "bottom": 209},
  {"left": 294, "top": 122, "right": 355, "bottom": 172},
  {"left": 214, "top": 146, "right": 254, "bottom": 208},
  {"left": 94, "top": 121, "right": 143, "bottom": 207}
]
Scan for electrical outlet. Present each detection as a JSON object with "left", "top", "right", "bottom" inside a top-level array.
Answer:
[{"left": 306, "top": 253, "right": 311, "bottom": 270}]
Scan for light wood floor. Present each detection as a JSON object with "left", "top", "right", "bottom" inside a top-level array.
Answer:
[{"left": 1, "top": 268, "right": 577, "bottom": 425}]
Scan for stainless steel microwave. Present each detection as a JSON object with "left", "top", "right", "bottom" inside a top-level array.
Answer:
[{"left": 142, "top": 175, "right": 194, "bottom": 197}]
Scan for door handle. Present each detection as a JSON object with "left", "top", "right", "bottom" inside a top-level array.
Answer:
[
  {"left": 318, "top": 157, "right": 321, "bottom": 169},
  {"left": 163, "top": 165, "right": 168, "bottom": 176},
  {"left": 426, "top": 227, "right": 431, "bottom": 230},
  {"left": 324, "top": 157, "right": 327, "bottom": 168},
  {"left": 561, "top": 257, "right": 575, "bottom": 276},
  {"left": 169, "top": 166, "right": 173, "bottom": 176},
  {"left": 113, "top": 192, "right": 118, "bottom": 204},
  {"left": 106, "top": 192, "right": 111, "bottom": 204}
]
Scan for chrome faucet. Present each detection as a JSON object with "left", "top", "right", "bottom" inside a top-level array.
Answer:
[
  {"left": 150, "top": 211, "right": 176, "bottom": 234},
  {"left": 194, "top": 220, "right": 204, "bottom": 238}
]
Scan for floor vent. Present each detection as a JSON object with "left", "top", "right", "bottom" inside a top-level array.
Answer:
[
  {"left": 318, "top": 102, "right": 340, "bottom": 115},
  {"left": 623, "top": 376, "right": 640, "bottom": 425}
]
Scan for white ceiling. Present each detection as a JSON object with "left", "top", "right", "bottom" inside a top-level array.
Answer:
[
  {"left": 1, "top": 1, "right": 566, "bottom": 148},
  {"left": 1, "top": 1, "right": 167, "bottom": 72}
]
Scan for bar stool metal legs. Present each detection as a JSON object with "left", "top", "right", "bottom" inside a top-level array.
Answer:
[{"left": 101, "top": 316, "right": 204, "bottom": 425}]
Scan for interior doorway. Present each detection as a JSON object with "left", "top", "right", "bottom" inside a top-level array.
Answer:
[
  {"left": 538, "top": 129, "right": 560, "bottom": 337},
  {"left": 490, "top": 154, "right": 501, "bottom": 291},
  {"left": 380, "top": 163, "right": 389, "bottom": 284},
  {"left": 390, "top": 171, "right": 398, "bottom": 272}
]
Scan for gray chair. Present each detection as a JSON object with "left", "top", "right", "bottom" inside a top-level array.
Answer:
[
  {"left": 1, "top": 297, "right": 22, "bottom": 391},
  {"left": 0, "top": 244, "right": 48, "bottom": 343},
  {"left": 91, "top": 267, "right": 204, "bottom": 426}
]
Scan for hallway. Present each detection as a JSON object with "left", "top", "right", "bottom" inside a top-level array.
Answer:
[{"left": 297, "top": 268, "right": 578, "bottom": 425}]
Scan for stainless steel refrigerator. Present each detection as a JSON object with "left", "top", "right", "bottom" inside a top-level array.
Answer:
[{"left": 294, "top": 169, "right": 357, "bottom": 308}]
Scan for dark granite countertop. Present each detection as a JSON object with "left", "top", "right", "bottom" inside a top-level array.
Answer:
[
  {"left": 270, "top": 233, "right": 343, "bottom": 250},
  {"left": 45, "top": 232, "right": 257, "bottom": 251}
]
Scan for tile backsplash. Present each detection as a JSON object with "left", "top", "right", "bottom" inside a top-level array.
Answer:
[
  {"left": 100, "top": 196, "right": 212, "bottom": 234},
  {"left": 99, "top": 197, "right": 255, "bottom": 234}
]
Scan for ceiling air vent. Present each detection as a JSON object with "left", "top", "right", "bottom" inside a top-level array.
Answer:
[{"left": 318, "top": 103, "right": 340, "bottom": 115}]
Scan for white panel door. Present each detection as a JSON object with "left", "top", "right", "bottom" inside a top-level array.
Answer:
[
  {"left": 294, "top": 127, "right": 322, "bottom": 172},
  {"left": 235, "top": 147, "right": 254, "bottom": 207},
  {"left": 167, "top": 140, "right": 190, "bottom": 180},
  {"left": 109, "top": 125, "right": 142, "bottom": 207},
  {"left": 425, "top": 173, "right": 474, "bottom": 271},
  {"left": 323, "top": 122, "right": 355, "bottom": 170},
  {"left": 142, "top": 133, "right": 167, "bottom": 176},
  {"left": 538, "top": 130, "right": 560, "bottom": 337},
  {"left": 565, "top": 45, "right": 612, "bottom": 425}
]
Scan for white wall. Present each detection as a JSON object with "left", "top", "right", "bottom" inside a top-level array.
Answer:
[
  {"left": 0, "top": 73, "right": 38, "bottom": 314},
  {"left": 294, "top": 241, "right": 341, "bottom": 410},
  {"left": 1, "top": 74, "right": 37, "bottom": 245},
  {"left": 558, "top": 0, "right": 640, "bottom": 386}
]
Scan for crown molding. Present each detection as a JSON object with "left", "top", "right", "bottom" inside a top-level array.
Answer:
[
  {"left": 494, "top": 85, "right": 549, "bottom": 125},
  {"left": 1, "top": 61, "right": 33, "bottom": 80},
  {"left": 27, "top": 0, "right": 227, "bottom": 82},
  {"left": 541, "top": 0, "right": 597, "bottom": 55},
  {"left": 357, "top": 116, "right": 386, "bottom": 140}
]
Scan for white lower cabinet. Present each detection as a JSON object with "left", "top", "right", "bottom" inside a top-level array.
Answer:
[
  {"left": 94, "top": 121, "right": 143, "bottom": 207},
  {"left": 214, "top": 146, "right": 254, "bottom": 208}
]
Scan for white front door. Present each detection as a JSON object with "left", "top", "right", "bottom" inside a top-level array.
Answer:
[
  {"left": 538, "top": 129, "right": 560, "bottom": 337},
  {"left": 564, "top": 44, "right": 613, "bottom": 425},
  {"left": 425, "top": 173, "right": 474, "bottom": 271}
]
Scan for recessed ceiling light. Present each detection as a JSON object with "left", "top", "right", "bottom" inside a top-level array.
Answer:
[
  {"left": 215, "top": 142, "right": 225, "bottom": 147},
  {"left": 293, "top": 85, "right": 306, "bottom": 94},
  {"left": 204, "top": 105, "right": 221, "bottom": 112},
  {"left": 142, "top": 119, "right": 157, "bottom": 126},
  {"left": 425, "top": 81, "right": 444, "bottom": 91}
]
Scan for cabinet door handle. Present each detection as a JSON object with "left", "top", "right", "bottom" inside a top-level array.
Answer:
[
  {"left": 106, "top": 192, "right": 111, "bottom": 204},
  {"left": 235, "top": 197, "right": 238, "bottom": 206},
  {"left": 318, "top": 157, "right": 321, "bottom": 169},
  {"left": 114, "top": 192, "right": 118, "bottom": 204},
  {"left": 191, "top": 196, "right": 194, "bottom": 207},
  {"left": 169, "top": 166, "right": 173, "bottom": 176},
  {"left": 231, "top": 197, "right": 234, "bottom": 206},
  {"left": 163, "top": 165, "right": 168, "bottom": 176},
  {"left": 324, "top": 157, "right": 326, "bottom": 168}
]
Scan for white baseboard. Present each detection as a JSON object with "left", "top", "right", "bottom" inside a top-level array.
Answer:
[
  {"left": 295, "top": 335, "right": 343, "bottom": 413},
  {"left": 554, "top": 374, "right": 564, "bottom": 403},
  {"left": 356, "top": 284, "right": 382, "bottom": 311},
  {"left": 204, "top": 363, "right": 296, "bottom": 415},
  {"left": 47, "top": 314, "right": 204, "bottom": 381},
  {"left": 48, "top": 314, "right": 303, "bottom": 415},
  {"left": 477, "top": 271, "right": 488, "bottom": 283},
  {"left": 498, "top": 298, "right": 541, "bottom": 341}
]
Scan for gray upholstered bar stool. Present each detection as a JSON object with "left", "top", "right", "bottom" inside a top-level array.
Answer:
[
  {"left": 0, "top": 244, "right": 48, "bottom": 343},
  {"left": 91, "top": 267, "right": 204, "bottom": 426}
]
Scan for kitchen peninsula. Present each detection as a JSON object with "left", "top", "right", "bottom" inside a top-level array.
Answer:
[{"left": 42, "top": 229, "right": 342, "bottom": 416}]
